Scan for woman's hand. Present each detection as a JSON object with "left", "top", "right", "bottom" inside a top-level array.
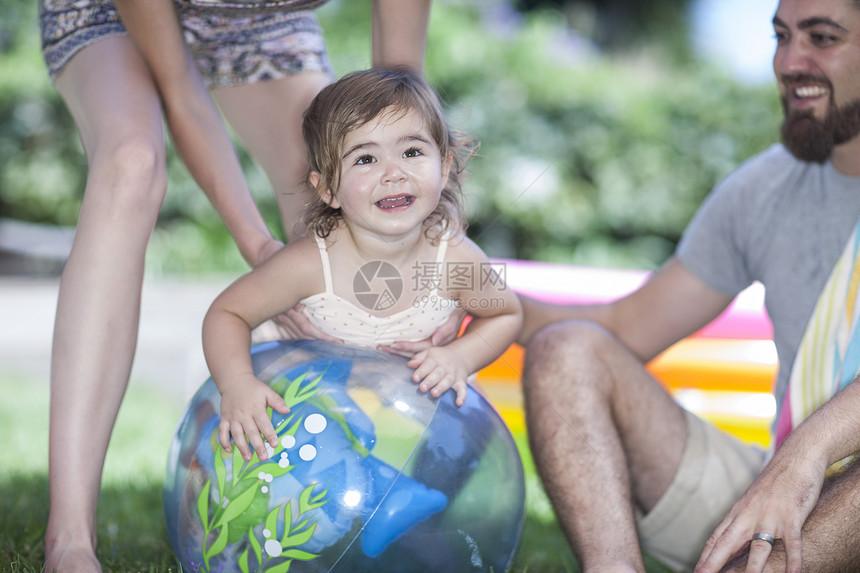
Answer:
[
  {"left": 379, "top": 307, "right": 467, "bottom": 358},
  {"left": 251, "top": 303, "right": 344, "bottom": 344}
]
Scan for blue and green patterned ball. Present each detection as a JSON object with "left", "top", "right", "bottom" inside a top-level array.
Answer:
[{"left": 163, "top": 340, "right": 524, "bottom": 572}]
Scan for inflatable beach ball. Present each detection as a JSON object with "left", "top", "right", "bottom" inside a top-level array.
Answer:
[{"left": 164, "top": 340, "right": 525, "bottom": 572}]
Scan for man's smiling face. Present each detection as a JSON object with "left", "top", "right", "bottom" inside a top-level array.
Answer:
[{"left": 773, "top": 0, "right": 860, "bottom": 162}]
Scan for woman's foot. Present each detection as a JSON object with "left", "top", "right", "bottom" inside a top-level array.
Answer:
[{"left": 44, "top": 543, "right": 102, "bottom": 573}]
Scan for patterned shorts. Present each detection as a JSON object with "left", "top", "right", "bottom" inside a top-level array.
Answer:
[{"left": 39, "top": 0, "right": 333, "bottom": 88}]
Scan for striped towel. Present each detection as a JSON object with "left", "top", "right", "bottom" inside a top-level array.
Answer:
[{"left": 774, "top": 220, "right": 860, "bottom": 451}]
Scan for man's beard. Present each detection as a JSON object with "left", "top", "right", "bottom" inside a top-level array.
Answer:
[{"left": 780, "top": 83, "right": 860, "bottom": 163}]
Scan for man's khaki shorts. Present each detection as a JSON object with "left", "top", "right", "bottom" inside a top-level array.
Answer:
[{"left": 637, "top": 410, "right": 766, "bottom": 572}]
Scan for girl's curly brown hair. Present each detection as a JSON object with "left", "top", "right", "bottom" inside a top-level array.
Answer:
[{"left": 301, "top": 68, "right": 479, "bottom": 242}]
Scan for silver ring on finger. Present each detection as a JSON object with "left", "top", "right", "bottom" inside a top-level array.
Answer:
[{"left": 752, "top": 532, "right": 775, "bottom": 546}]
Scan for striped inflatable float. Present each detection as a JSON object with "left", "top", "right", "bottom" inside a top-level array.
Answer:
[{"left": 475, "top": 260, "right": 776, "bottom": 446}]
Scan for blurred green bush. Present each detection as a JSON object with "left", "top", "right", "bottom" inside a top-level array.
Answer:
[{"left": 0, "top": 0, "right": 779, "bottom": 275}]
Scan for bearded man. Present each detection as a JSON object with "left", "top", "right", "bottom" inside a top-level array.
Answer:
[{"left": 518, "top": 0, "right": 860, "bottom": 571}]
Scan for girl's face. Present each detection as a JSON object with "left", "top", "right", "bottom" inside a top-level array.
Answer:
[{"left": 316, "top": 106, "right": 451, "bottom": 242}]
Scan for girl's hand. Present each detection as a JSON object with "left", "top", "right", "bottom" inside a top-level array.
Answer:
[
  {"left": 408, "top": 346, "right": 468, "bottom": 406},
  {"left": 380, "top": 307, "right": 468, "bottom": 358},
  {"left": 218, "top": 374, "right": 290, "bottom": 461}
]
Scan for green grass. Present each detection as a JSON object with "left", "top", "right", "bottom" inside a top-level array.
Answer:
[
  {"left": 0, "top": 372, "right": 186, "bottom": 572},
  {"left": 0, "top": 373, "right": 673, "bottom": 572}
]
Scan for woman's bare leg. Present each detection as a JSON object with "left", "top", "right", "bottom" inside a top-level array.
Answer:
[
  {"left": 44, "top": 36, "right": 167, "bottom": 572},
  {"left": 212, "top": 72, "right": 330, "bottom": 241}
]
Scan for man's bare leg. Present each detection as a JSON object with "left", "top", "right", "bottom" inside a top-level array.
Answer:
[{"left": 523, "top": 320, "right": 688, "bottom": 572}]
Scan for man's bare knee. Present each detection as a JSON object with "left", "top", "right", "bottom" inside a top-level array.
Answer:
[
  {"left": 527, "top": 320, "right": 615, "bottom": 367},
  {"left": 522, "top": 320, "right": 626, "bottom": 431},
  {"left": 526, "top": 320, "right": 623, "bottom": 392}
]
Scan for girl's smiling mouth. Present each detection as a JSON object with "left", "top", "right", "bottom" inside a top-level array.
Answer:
[{"left": 376, "top": 194, "right": 415, "bottom": 209}]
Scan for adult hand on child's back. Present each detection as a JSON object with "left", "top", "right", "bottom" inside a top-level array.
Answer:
[
  {"left": 282, "top": 304, "right": 344, "bottom": 342},
  {"left": 380, "top": 307, "right": 468, "bottom": 358},
  {"left": 251, "top": 304, "right": 344, "bottom": 344},
  {"left": 248, "top": 241, "right": 344, "bottom": 344}
]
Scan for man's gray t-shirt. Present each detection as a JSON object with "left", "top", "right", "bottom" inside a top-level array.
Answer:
[{"left": 677, "top": 144, "right": 860, "bottom": 412}]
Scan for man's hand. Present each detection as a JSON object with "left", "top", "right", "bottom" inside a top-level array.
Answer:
[{"left": 695, "top": 447, "right": 827, "bottom": 573}]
